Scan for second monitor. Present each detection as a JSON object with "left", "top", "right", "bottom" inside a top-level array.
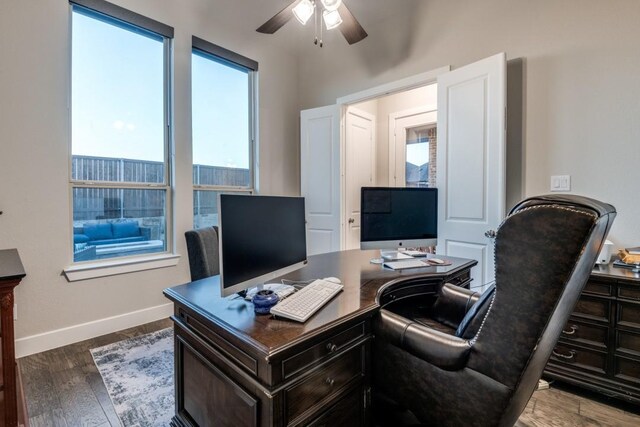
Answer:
[{"left": 360, "top": 187, "right": 438, "bottom": 251}]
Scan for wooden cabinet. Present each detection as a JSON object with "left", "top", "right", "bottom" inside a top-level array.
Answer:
[
  {"left": 0, "top": 249, "right": 27, "bottom": 427},
  {"left": 545, "top": 264, "right": 640, "bottom": 404}
]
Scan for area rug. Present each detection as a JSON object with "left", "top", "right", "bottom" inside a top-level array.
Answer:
[{"left": 90, "top": 328, "right": 174, "bottom": 427}]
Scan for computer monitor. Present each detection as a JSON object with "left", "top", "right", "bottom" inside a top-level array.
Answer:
[
  {"left": 360, "top": 187, "right": 438, "bottom": 250},
  {"left": 218, "top": 194, "right": 307, "bottom": 297}
]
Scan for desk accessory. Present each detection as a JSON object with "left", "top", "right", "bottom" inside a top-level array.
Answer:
[
  {"left": 252, "top": 290, "right": 280, "bottom": 314},
  {"left": 618, "top": 248, "right": 640, "bottom": 272}
]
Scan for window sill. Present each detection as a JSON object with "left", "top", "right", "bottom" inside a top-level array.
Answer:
[{"left": 63, "top": 253, "right": 180, "bottom": 282}]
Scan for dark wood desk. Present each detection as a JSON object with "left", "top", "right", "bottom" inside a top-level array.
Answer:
[
  {"left": 164, "top": 249, "right": 476, "bottom": 427},
  {"left": 545, "top": 262, "right": 640, "bottom": 404}
]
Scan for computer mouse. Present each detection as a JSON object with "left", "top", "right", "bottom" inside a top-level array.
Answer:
[
  {"left": 323, "top": 277, "right": 342, "bottom": 284},
  {"left": 429, "top": 258, "right": 446, "bottom": 265}
]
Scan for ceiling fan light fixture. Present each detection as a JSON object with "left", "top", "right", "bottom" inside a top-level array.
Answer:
[
  {"left": 321, "top": 0, "right": 342, "bottom": 12},
  {"left": 322, "top": 9, "right": 342, "bottom": 30},
  {"left": 293, "top": 0, "right": 314, "bottom": 25}
]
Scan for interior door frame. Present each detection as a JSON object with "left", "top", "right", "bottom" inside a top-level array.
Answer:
[
  {"left": 344, "top": 106, "right": 376, "bottom": 249},
  {"left": 336, "top": 66, "right": 451, "bottom": 249},
  {"left": 388, "top": 106, "right": 437, "bottom": 187}
]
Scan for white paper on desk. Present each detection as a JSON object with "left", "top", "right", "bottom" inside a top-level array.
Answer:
[{"left": 383, "top": 259, "right": 428, "bottom": 270}]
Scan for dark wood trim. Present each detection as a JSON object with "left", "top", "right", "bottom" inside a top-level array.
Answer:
[
  {"left": 192, "top": 36, "right": 259, "bottom": 71},
  {"left": 70, "top": 0, "right": 174, "bottom": 38}
]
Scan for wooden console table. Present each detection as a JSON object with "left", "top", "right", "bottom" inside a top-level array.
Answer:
[
  {"left": 545, "top": 262, "right": 640, "bottom": 404},
  {"left": 164, "top": 250, "right": 476, "bottom": 426},
  {"left": 0, "top": 249, "right": 27, "bottom": 427}
]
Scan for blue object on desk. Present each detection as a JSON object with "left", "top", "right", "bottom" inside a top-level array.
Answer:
[{"left": 252, "top": 289, "right": 280, "bottom": 314}]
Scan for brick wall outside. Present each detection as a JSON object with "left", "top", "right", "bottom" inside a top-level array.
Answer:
[{"left": 428, "top": 127, "right": 437, "bottom": 188}]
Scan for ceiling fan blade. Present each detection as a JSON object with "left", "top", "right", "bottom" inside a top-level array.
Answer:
[
  {"left": 337, "top": 3, "right": 368, "bottom": 45},
  {"left": 256, "top": 0, "right": 301, "bottom": 34}
]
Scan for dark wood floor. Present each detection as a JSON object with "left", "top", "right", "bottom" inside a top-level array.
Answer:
[
  {"left": 18, "top": 320, "right": 640, "bottom": 426},
  {"left": 18, "top": 319, "right": 173, "bottom": 427}
]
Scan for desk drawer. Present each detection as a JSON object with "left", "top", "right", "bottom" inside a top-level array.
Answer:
[
  {"left": 617, "top": 329, "right": 640, "bottom": 357},
  {"left": 618, "top": 301, "right": 640, "bottom": 330},
  {"left": 549, "top": 344, "right": 607, "bottom": 375},
  {"left": 306, "top": 388, "right": 362, "bottom": 427},
  {"left": 583, "top": 280, "right": 613, "bottom": 296},
  {"left": 283, "top": 323, "right": 365, "bottom": 379},
  {"left": 285, "top": 347, "right": 363, "bottom": 423},
  {"left": 573, "top": 296, "right": 610, "bottom": 323},
  {"left": 618, "top": 285, "right": 640, "bottom": 302},
  {"left": 447, "top": 270, "right": 471, "bottom": 289},
  {"left": 614, "top": 355, "right": 640, "bottom": 386},
  {"left": 560, "top": 319, "right": 608, "bottom": 350}
]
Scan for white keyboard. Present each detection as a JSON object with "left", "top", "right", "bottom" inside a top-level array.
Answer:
[{"left": 270, "top": 279, "right": 343, "bottom": 322}]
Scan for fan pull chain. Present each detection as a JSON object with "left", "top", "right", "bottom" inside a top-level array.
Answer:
[
  {"left": 319, "top": 8, "right": 323, "bottom": 48},
  {"left": 313, "top": 0, "right": 318, "bottom": 46}
]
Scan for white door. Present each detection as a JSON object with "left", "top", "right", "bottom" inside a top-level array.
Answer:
[
  {"left": 301, "top": 105, "right": 341, "bottom": 255},
  {"left": 344, "top": 107, "right": 376, "bottom": 249},
  {"left": 436, "top": 52, "right": 507, "bottom": 290},
  {"left": 389, "top": 109, "right": 437, "bottom": 187}
]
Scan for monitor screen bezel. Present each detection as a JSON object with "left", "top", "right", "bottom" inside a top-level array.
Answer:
[
  {"left": 360, "top": 187, "right": 438, "bottom": 250},
  {"left": 218, "top": 194, "right": 308, "bottom": 297}
]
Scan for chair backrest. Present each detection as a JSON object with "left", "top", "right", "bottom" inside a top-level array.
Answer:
[
  {"left": 467, "top": 195, "right": 615, "bottom": 427},
  {"left": 185, "top": 226, "right": 219, "bottom": 281}
]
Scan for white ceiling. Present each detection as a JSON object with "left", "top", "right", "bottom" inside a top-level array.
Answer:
[{"left": 243, "top": 0, "right": 422, "bottom": 53}]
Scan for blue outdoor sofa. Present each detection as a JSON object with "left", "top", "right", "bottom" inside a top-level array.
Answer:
[{"left": 73, "top": 221, "right": 151, "bottom": 246}]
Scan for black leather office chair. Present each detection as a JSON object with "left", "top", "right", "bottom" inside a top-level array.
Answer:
[
  {"left": 373, "top": 195, "right": 616, "bottom": 427},
  {"left": 184, "top": 226, "right": 219, "bottom": 281}
]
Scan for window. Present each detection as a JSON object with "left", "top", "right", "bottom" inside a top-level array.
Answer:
[
  {"left": 70, "top": 0, "right": 173, "bottom": 263},
  {"left": 191, "top": 37, "right": 258, "bottom": 228},
  {"left": 405, "top": 125, "right": 437, "bottom": 188}
]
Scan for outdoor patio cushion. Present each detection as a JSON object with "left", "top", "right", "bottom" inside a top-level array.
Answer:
[
  {"left": 73, "top": 234, "right": 90, "bottom": 244},
  {"left": 112, "top": 221, "right": 140, "bottom": 239},
  {"left": 84, "top": 223, "right": 113, "bottom": 240}
]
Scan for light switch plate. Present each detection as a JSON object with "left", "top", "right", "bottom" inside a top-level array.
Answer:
[{"left": 550, "top": 175, "right": 571, "bottom": 192}]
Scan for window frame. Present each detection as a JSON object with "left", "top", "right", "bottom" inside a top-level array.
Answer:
[
  {"left": 191, "top": 36, "right": 259, "bottom": 196},
  {"left": 67, "top": 0, "right": 175, "bottom": 272}
]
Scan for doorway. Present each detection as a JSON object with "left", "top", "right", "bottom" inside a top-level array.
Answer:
[
  {"left": 344, "top": 84, "right": 437, "bottom": 249},
  {"left": 301, "top": 53, "right": 507, "bottom": 290},
  {"left": 388, "top": 106, "right": 437, "bottom": 188}
]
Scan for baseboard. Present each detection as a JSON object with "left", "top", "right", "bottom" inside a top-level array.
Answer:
[{"left": 15, "top": 303, "right": 173, "bottom": 358}]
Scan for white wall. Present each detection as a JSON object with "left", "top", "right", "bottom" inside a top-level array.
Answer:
[
  {"left": 0, "top": 0, "right": 299, "bottom": 354},
  {"left": 298, "top": 0, "right": 640, "bottom": 249}
]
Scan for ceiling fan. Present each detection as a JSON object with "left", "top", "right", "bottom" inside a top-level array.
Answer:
[{"left": 257, "top": 0, "right": 368, "bottom": 46}]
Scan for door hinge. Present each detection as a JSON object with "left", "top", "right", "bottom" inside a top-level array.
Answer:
[{"left": 504, "top": 107, "right": 508, "bottom": 131}]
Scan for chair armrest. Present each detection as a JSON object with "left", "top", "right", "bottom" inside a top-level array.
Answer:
[
  {"left": 431, "top": 283, "right": 480, "bottom": 329},
  {"left": 375, "top": 309, "right": 472, "bottom": 371}
]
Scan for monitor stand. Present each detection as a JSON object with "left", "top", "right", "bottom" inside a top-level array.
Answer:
[
  {"left": 381, "top": 251, "right": 413, "bottom": 261},
  {"left": 370, "top": 250, "right": 412, "bottom": 264}
]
